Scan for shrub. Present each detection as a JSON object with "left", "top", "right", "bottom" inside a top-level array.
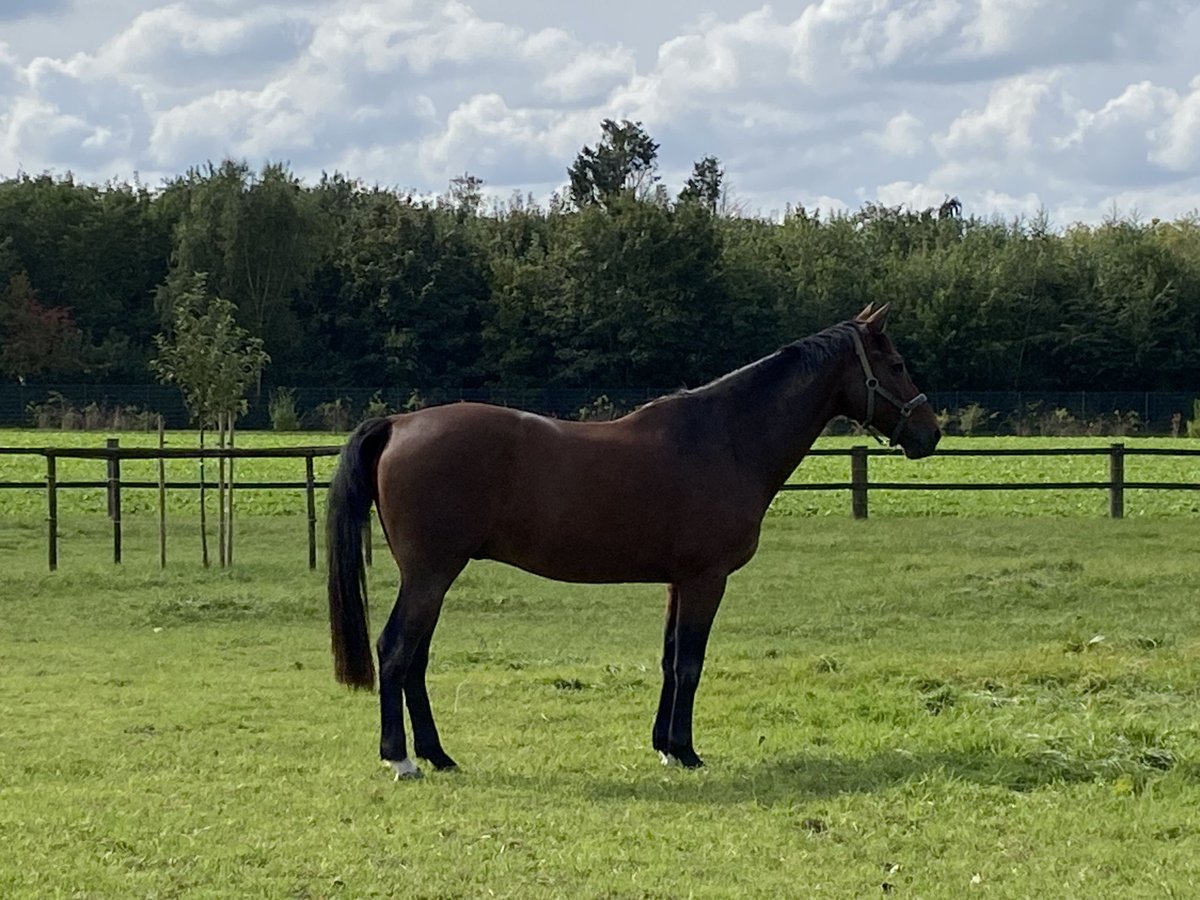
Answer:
[
  {"left": 363, "top": 391, "right": 390, "bottom": 419},
  {"left": 1188, "top": 400, "right": 1200, "bottom": 439},
  {"left": 577, "top": 394, "right": 618, "bottom": 421},
  {"left": 403, "top": 389, "right": 426, "bottom": 413},
  {"left": 1101, "top": 410, "right": 1141, "bottom": 437},
  {"left": 268, "top": 388, "right": 300, "bottom": 431},
  {"left": 957, "top": 402, "right": 995, "bottom": 436},
  {"left": 313, "top": 398, "right": 351, "bottom": 432},
  {"left": 25, "top": 393, "right": 160, "bottom": 430},
  {"left": 25, "top": 392, "right": 72, "bottom": 429}
]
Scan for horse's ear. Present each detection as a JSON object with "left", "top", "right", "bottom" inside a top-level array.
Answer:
[
  {"left": 855, "top": 303, "right": 875, "bottom": 322},
  {"left": 863, "top": 303, "right": 890, "bottom": 332}
]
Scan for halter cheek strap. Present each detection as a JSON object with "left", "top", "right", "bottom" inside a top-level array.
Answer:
[{"left": 849, "top": 326, "right": 929, "bottom": 446}]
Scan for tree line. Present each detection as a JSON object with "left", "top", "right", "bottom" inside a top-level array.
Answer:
[{"left": 2, "top": 120, "right": 1199, "bottom": 400}]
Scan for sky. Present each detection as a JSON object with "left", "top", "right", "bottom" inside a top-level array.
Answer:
[{"left": 1, "top": 0, "right": 1199, "bottom": 225}]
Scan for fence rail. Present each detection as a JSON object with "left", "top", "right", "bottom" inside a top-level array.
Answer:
[{"left": 1, "top": 442, "right": 1198, "bottom": 571}]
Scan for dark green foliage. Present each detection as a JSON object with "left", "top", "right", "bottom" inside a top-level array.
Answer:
[
  {"left": 3, "top": 144, "right": 1200, "bottom": 396},
  {"left": 679, "top": 155, "right": 724, "bottom": 214},
  {"left": 567, "top": 119, "right": 660, "bottom": 208},
  {"left": 0, "top": 173, "right": 170, "bottom": 380}
]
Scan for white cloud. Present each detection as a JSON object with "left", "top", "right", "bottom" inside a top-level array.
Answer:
[
  {"left": 0, "top": 0, "right": 1197, "bottom": 221},
  {"left": 873, "top": 179, "right": 951, "bottom": 211},
  {"left": 935, "top": 73, "right": 1058, "bottom": 158},
  {"left": 1152, "top": 75, "right": 1200, "bottom": 172},
  {"left": 871, "top": 111, "right": 926, "bottom": 157}
]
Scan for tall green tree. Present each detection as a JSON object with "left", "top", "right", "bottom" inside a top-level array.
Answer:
[
  {"left": 159, "top": 160, "right": 325, "bottom": 369},
  {"left": 679, "top": 156, "right": 724, "bottom": 214},
  {"left": 567, "top": 120, "right": 660, "bottom": 209}
]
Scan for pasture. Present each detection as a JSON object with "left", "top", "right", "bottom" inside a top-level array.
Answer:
[{"left": 2, "top": 431, "right": 1200, "bottom": 897}]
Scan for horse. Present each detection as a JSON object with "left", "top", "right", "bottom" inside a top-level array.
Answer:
[{"left": 326, "top": 304, "right": 941, "bottom": 778}]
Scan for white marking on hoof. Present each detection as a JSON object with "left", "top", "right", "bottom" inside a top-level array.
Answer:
[
  {"left": 659, "top": 751, "right": 680, "bottom": 767},
  {"left": 384, "top": 758, "right": 423, "bottom": 780}
]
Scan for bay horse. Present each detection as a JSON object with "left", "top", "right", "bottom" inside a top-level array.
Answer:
[{"left": 327, "top": 304, "right": 940, "bottom": 778}]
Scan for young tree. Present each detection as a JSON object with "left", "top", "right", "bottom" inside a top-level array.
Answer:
[{"left": 150, "top": 272, "right": 269, "bottom": 566}]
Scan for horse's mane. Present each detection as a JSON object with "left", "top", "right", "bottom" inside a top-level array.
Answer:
[{"left": 685, "top": 320, "right": 859, "bottom": 402}]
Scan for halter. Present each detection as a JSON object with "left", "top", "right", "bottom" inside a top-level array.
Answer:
[{"left": 849, "top": 325, "right": 929, "bottom": 447}]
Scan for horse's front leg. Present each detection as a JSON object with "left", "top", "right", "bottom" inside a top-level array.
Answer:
[{"left": 662, "top": 573, "right": 727, "bottom": 768}]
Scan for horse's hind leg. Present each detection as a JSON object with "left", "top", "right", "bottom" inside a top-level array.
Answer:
[
  {"left": 377, "top": 567, "right": 461, "bottom": 779},
  {"left": 652, "top": 585, "right": 680, "bottom": 757},
  {"left": 405, "top": 627, "right": 457, "bottom": 770}
]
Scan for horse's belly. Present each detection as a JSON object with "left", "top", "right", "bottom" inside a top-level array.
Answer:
[{"left": 478, "top": 530, "right": 671, "bottom": 584}]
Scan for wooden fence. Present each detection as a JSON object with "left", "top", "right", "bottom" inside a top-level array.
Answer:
[{"left": 2, "top": 442, "right": 1199, "bottom": 572}]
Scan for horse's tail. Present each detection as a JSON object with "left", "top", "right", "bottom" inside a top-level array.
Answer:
[{"left": 327, "top": 416, "right": 393, "bottom": 691}]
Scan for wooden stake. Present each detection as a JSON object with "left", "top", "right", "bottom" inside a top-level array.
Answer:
[
  {"left": 306, "top": 453, "right": 317, "bottom": 570},
  {"left": 199, "top": 426, "right": 209, "bottom": 568},
  {"left": 218, "top": 413, "right": 227, "bottom": 567},
  {"left": 158, "top": 416, "right": 167, "bottom": 569},
  {"left": 227, "top": 412, "right": 236, "bottom": 566},
  {"left": 47, "top": 453, "right": 58, "bottom": 572}
]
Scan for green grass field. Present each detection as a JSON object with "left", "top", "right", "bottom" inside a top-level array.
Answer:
[{"left": 2, "top": 431, "right": 1200, "bottom": 897}]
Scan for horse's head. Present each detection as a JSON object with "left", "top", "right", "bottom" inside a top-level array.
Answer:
[{"left": 844, "top": 304, "right": 941, "bottom": 459}]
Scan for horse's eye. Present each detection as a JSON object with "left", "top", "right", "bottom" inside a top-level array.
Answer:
[{"left": 891, "top": 362, "right": 905, "bottom": 375}]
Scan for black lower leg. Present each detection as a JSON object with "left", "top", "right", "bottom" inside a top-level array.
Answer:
[
  {"left": 377, "top": 604, "right": 409, "bottom": 763},
  {"left": 405, "top": 631, "right": 456, "bottom": 770},
  {"left": 667, "top": 619, "right": 718, "bottom": 768},
  {"left": 652, "top": 588, "right": 679, "bottom": 753}
]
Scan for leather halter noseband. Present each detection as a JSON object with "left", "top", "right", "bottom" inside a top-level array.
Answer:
[{"left": 849, "top": 325, "right": 929, "bottom": 446}]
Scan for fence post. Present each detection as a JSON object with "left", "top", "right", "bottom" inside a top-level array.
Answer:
[
  {"left": 305, "top": 453, "right": 317, "bottom": 570},
  {"left": 851, "top": 446, "right": 869, "bottom": 520},
  {"left": 47, "top": 453, "right": 58, "bottom": 572},
  {"left": 106, "top": 437, "right": 118, "bottom": 518},
  {"left": 1109, "top": 442, "right": 1125, "bottom": 519},
  {"left": 107, "top": 437, "right": 122, "bottom": 564}
]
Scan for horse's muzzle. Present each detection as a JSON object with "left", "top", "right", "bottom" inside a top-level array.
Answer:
[{"left": 900, "top": 427, "right": 941, "bottom": 459}]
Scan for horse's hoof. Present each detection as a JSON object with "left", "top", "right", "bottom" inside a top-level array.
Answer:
[
  {"left": 383, "top": 758, "right": 423, "bottom": 780},
  {"left": 419, "top": 749, "right": 459, "bottom": 771},
  {"left": 663, "top": 748, "right": 705, "bottom": 768}
]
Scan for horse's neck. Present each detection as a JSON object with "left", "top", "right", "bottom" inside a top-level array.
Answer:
[{"left": 724, "top": 352, "right": 850, "bottom": 498}]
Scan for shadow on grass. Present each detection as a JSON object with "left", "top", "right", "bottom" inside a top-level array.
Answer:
[{"left": 484, "top": 748, "right": 1195, "bottom": 806}]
